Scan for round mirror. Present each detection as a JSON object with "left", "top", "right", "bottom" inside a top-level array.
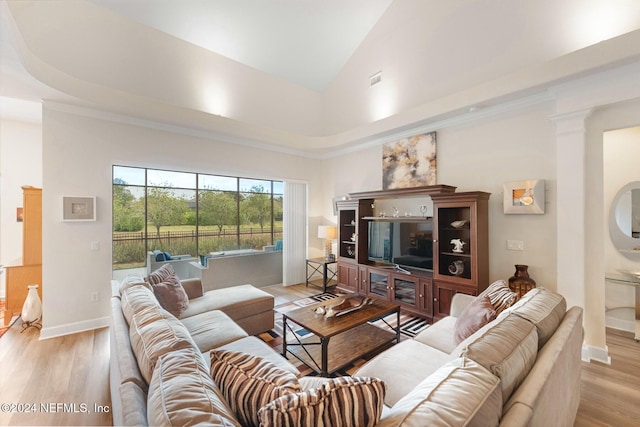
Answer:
[{"left": 609, "top": 181, "right": 640, "bottom": 261}]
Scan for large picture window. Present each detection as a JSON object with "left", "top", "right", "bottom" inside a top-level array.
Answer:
[{"left": 112, "top": 166, "right": 283, "bottom": 270}]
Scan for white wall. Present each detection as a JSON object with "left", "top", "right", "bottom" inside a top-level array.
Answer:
[
  {"left": 40, "top": 104, "right": 323, "bottom": 338},
  {"left": 0, "top": 119, "right": 42, "bottom": 298},
  {"left": 323, "top": 102, "right": 558, "bottom": 287}
]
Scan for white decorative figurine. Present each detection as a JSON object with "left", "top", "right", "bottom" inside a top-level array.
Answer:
[
  {"left": 450, "top": 239, "right": 465, "bottom": 253},
  {"left": 21, "top": 284, "right": 42, "bottom": 330}
]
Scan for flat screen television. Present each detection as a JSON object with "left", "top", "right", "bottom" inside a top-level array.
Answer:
[{"left": 368, "top": 221, "right": 433, "bottom": 270}]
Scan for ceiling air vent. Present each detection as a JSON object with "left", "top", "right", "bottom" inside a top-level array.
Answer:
[{"left": 370, "top": 71, "right": 382, "bottom": 87}]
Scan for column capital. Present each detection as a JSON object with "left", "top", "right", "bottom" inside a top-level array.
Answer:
[{"left": 550, "top": 108, "right": 594, "bottom": 135}]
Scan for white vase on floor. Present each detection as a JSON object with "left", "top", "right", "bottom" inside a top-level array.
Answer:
[{"left": 21, "top": 284, "right": 42, "bottom": 328}]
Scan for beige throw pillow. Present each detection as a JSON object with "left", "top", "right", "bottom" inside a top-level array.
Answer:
[{"left": 453, "top": 295, "right": 496, "bottom": 345}]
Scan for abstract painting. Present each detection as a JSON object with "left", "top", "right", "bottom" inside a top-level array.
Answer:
[{"left": 382, "top": 132, "right": 437, "bottom": 189}]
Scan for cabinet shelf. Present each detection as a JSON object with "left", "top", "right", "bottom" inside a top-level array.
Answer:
[
  {"left": 342, "top": 241, "right": 356, "bottom": 245},
  {"left": 362, "top": 216, "right": 432, "bottom": 222},
  {"left": 440, "top": 252, "right": 472, "bottom": 258}
]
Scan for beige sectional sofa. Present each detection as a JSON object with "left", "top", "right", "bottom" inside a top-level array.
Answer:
[
  {"left": 109, "top": 276, "right": 298, "bottom": 425},
  {"left": 354, "top": 287, "right": 584, "bottom": 426},
  {"left": 110, "top": 276, "right": 583, "bottom": 426}
]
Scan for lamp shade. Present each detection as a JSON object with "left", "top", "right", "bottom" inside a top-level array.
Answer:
[{"left": 318, "top": 225, "right": 337, "bottom": 239}]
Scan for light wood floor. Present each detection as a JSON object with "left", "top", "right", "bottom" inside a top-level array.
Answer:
[{"left": 0, "top": 284, "right": 639, "bottom": 426}]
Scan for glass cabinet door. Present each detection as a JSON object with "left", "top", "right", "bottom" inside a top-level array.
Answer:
[
  {"left": 392, "top": 277, "right": 417, "bottom": 306},
  {"left": 368, "top": 271, "right": 389, "bottom": 298}
]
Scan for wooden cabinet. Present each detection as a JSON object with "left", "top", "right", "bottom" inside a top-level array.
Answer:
[
  {"left": 337, "top": 261, "right": 359, "bottom": 293},
  {"left": 336, "top": 199, "right": 373, "bottom": 264},
  {"left": 336, "top": 199, "right": 372, "bottom": 293},
  {"left": 362, "top": 265, "right": 432, "bottom": 320},
  {"left": 22, "top": 187, "right": 43, "bottom": 265},
  {"left": 4, "top": 186, "right": 42, "bottom": 326},
  {"left": 358, "top": 266, "right": 369, "bottom": 294},
  {"left": 418, "top": 278, "right": 433, "bottom": 318},
  {"left": 332, "top": 186, "right": 489, "bottom": 321},
  {"left": 431, "top": 191, "right": 489, "bottom": 320},
  {"left": 433, "top": 281, "right": 476, "bottom": 320}
]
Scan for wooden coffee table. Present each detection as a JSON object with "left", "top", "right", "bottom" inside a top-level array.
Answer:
[{"left": 282, "top": 298, "right": 400, "bottom": 377}]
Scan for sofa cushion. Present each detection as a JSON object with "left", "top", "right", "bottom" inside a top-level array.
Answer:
[
  {"left": 258, "top": 376, "right": 386, "bottom": 427},
  {"left": 413, "top": 316, "right": 458, "bottom": 354},
  {"left": 110, "top": 298, "right": 147, "bottom": 391},
  {"left": 120, "top": 283, "right": 162, "bottom": 327},
  {"left": 508, "top": 287, "right": 567, "bottom": 348},
  {"left": 478, "top": 280, "right": 518, "bottom": 314},
  {"left": 180, "top": 284, "right": 274, "bottom": 320},
  {"left": 377, "top": 358, "right": 502, "bottom": 427},
  {"left": 219, "top": 336, "right": 300, "bottom": 376},
  {"left": 118, "top": 274, "right": 152, "bottom": 296},
  {"left": 180, "top": 310, "right": 249, "bottom": 352},
  {"left": 129, "top": 307, "right": 197, "bottom": 383},
  {"left": 210, "top": 349, "right": 302, "bottom": 427},
  {"left": 453, "top": 295, "right": 496, "bottom": 345},
  {"left": 147, "top": 348, "right": 240, "bottom": 427},
  {"left": 452, "top": 313, "right": 538, "bottom": 404},
  {"left": 353, "top": 339, "right": 451, "bottom": 407}
]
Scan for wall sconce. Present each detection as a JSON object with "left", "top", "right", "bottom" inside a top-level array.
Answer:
[{"left": 318, "top": 225, "right": 337, "bottom": 261}]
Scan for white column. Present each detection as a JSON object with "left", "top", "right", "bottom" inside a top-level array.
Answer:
[
  {"left": 283, "top": 182, "right": 308, "bottom": 286},
  {"left": 552, "top": 108, "right": 609, "bottom": 363}
]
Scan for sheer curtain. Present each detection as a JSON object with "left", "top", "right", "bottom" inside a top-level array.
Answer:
[{"left": 282, "top": 182, "right": 307, "bottom": 286}]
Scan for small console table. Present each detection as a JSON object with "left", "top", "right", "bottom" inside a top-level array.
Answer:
[
  {"left": 306, "top": 257, "right": 337, "bottom": 293},
  {"left": 605, "top": 271, "right": 640, "bottom": 341}
]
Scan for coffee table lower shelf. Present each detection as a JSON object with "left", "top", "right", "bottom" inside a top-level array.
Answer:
[{"left": 285, "top": 323, "right": 397, "bottom": 376}]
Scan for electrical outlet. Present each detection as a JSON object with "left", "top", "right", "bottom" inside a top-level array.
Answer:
[
  {"left": 90, "top": 292, "right": 99, "bottom": 302},
  {"left": 90, "top": 241, "right": 100, "bottom": 251},
  {"left": 507, "top": 240, "right": 524, "bottom": 251}
]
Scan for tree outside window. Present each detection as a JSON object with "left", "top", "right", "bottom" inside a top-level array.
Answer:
[{"left": 112, "top": 166, "right": 283, "bottom": 270}]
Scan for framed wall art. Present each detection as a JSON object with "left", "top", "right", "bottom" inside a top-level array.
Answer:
[
  {"left": 62, "top": 196, "right": 96, "bottom": 221},
  {"left": 503, "top": 180, "right": 545, "bottom": 214},
  {"left": 382, "top": 132, "right": 437, "bottom": 190}
]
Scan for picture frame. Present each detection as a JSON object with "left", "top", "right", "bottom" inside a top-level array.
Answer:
[
  {"left": 62, "top": 196, "right": 96, "bottom": 221},
  {"left": 503, "top": 180, "right": 545, "bottom": 214}
]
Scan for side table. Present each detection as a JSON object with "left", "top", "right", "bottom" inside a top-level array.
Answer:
[{"left": 306, "top": 257, "right": 337, "bottom": 293}]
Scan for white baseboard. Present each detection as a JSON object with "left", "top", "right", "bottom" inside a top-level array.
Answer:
[
  {"left": 40, "top": 316, "right": 110, "bottom": 340},
  {"left": 581, "top": 344, "right": 611, "bottom": 365}
]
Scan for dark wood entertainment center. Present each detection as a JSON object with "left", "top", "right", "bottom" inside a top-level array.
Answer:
[{"left": 335, "top": 185, "right": 490, "bottom": 322}]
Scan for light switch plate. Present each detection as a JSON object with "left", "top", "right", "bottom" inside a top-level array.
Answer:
[{"left": 507, "top": 240, "right": 524, "bottom": 251}]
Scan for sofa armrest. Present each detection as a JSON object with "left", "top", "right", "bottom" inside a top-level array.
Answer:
[
  {"left": 450, "top": 293, "right": 476, "bottom": 317},
  {"left": 181, "top": 278, "right": 204, "bottom": 299}
]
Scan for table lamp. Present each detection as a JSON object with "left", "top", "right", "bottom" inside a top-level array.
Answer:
[{"left": 318, "top": 225, "right": 337, "bottom": 261}]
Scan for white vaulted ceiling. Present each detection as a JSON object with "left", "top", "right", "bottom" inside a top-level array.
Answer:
[
  {"left": 2, "top": 0, "right": 640, "bottom": 154},
  {"left": 86, "top": 0, "right": 394, "bottom": 93}
]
